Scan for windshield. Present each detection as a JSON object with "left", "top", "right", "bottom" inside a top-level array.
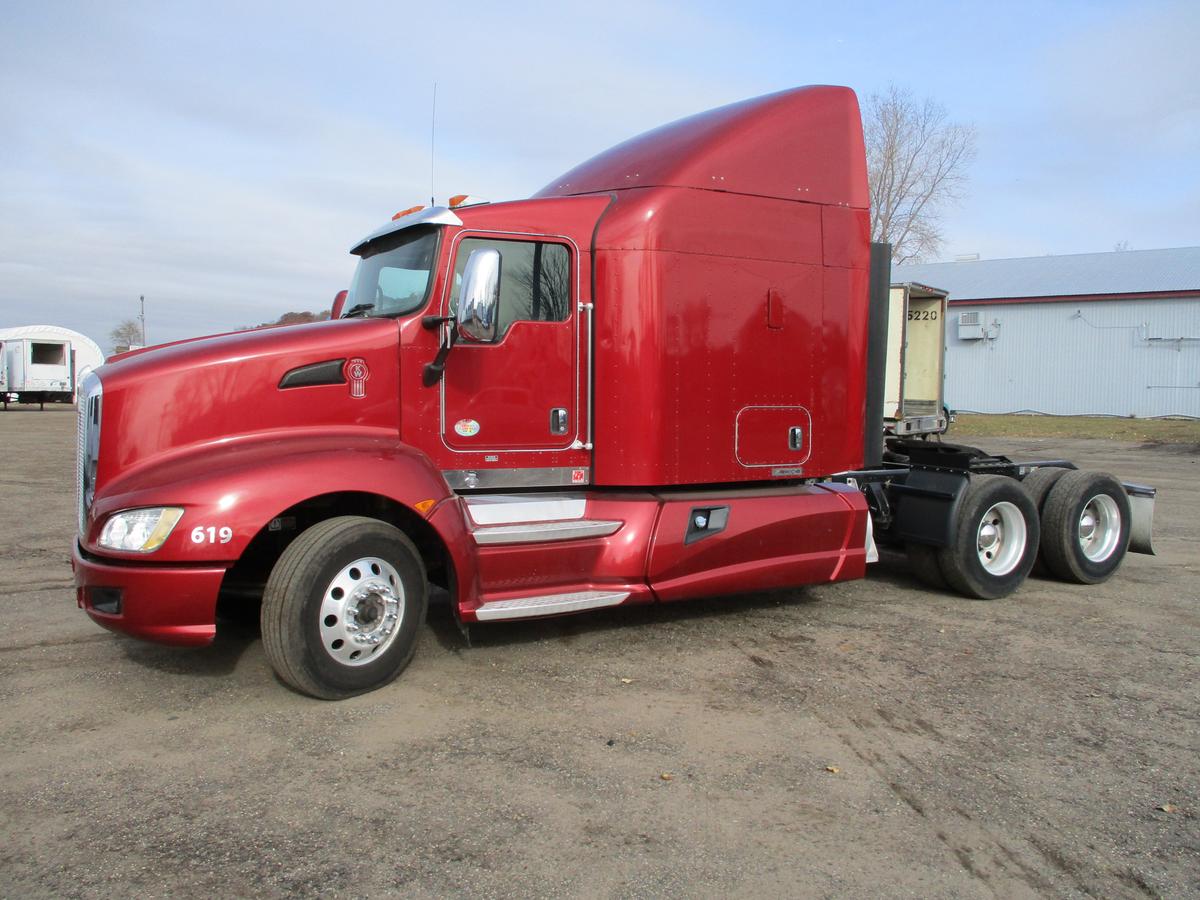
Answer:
[{"left": 345, "top": 226, "right": 440, "bottom": 318}]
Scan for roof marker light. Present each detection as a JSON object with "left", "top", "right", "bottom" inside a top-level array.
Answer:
[
  {"left": 392, "top": 205, "right": 426, "bottom": 221},
  {"left": 448, "top": 195, "right": 489, "bottom": 209}
]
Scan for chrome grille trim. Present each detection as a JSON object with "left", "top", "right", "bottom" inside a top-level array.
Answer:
[{"left": 76, "top": 373, "right": 102, "bottom": 536}]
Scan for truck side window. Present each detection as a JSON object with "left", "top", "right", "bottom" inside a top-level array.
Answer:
[{"left": 452, "top": 238, "right": 570, "bottom": 337}]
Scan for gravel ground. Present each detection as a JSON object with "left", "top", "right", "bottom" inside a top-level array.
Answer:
[{"left": 1, "top": 407, "right": 1197, "bottom": 898}]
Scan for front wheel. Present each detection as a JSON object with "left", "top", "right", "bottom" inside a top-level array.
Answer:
[
  {"left": 261, "top": 516, "right": 428, "bottom": 699},
  {"left": 937, "top": 474, "right": 1040, "bottom": 600}
]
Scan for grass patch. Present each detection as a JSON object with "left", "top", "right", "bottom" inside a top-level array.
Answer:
[{"left": 948, "top": 414, "right": 1200, "bottom": 443}]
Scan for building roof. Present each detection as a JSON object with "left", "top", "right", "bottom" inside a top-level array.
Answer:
[{"left": 895, "top": 246, "right": 1200, "bottom": 303}]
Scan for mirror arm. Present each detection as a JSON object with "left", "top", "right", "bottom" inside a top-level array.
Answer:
[
  {"left": 422, "top": 314, "right": 456, "bottom": 331},
  {"left": 422, "top": 322, "right": 458, "bottom": 387}
]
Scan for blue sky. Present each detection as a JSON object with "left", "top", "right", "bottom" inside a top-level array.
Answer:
[{"left": 1, "top": 0, "right": 1197, "bottom": 348}]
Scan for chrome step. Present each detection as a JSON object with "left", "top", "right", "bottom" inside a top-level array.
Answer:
[
  {"left": 474, "top": 589, "right": 630, "bottom": 622},
  {"left": 473, "top": 519, "right": 622, "bottom": 545},
  {"left": 465, "top": 494, "right": 585, "bottom": 525}
]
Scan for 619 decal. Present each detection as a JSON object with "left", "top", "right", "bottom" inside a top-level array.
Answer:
[{"left": 191, "top": 525, "right": 233, "bottom": 544}]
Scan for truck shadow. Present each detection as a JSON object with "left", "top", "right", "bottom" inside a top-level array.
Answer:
[
  {"left": 424, "top": 585, "right": 827, "bottom": 653},
  {"left": 117, "top": 620, "right": 258, "bottom": 677},
  {"left": 116, "top": 559, "right": 929, "bottom": 676}
]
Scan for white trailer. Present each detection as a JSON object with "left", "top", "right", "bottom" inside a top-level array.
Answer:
[
  {"left": 1, "top": 338, "right": 75, "bottom": 409},
  {"left": 884, "top": 282, "right": 950, "bottom": 436}
]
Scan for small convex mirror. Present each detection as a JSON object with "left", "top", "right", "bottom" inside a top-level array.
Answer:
[{"left": 457, "top": 248, "right": 501, "bottom": 342}]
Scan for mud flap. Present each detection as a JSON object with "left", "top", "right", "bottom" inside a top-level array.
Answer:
[
  {"left": 889, "top": 468, "right": 969, "bottom": 548},
  {"left": 1123, "top": 482, "right": 1156, "bottom": 555}
]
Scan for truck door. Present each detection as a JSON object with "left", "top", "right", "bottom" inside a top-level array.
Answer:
[{"left": 439, "top": 232, "right": 588, "bottom": 475}]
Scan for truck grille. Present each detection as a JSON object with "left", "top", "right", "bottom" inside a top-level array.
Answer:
[{"left": 76, "top": 373, "right": 102, "bottom": 536}]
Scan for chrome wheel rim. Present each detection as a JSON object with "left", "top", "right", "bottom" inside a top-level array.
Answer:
[
  {"left": 976, "top": 501, "right": 1026, "bottom": 576},
  {"left": 1078, "top": 494, "right": 1121, "bottom": 563},
  {"left": 319, "top": 556, "right": 405, "bottom": 666}
]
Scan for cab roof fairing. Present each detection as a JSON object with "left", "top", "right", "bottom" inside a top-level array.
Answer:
[
  {"left": 350, "top": 206, "right": 463, "bottom": 255},
  {"left": 534, "top": 85, "right": 869, "bottom": 210}
]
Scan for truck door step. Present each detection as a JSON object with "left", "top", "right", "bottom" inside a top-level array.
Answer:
[
  {"left": 464, "top": 494, "right": 586, "bottom": 525},
  {"left": 465, "top": 493, "right": 622, "bottom": 545},
  {"left": 472, "top": 519, "right": 623, "bottom": 545},
  {"left": 474, "top": 589, "right": 630, "bottom": 621}
]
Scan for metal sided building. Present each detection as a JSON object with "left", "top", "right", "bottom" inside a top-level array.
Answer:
[{"left": 895, "top": 247, "right": 1200, "bottom": 418}]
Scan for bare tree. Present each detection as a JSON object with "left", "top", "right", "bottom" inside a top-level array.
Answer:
[
  {"left": 109, "top": 318, "right": 143, "bottom": 353},
  {"left": 865, "top": 85, "right": 977, "bottom": 265},
  {"left": 508, "top": 244, "right": 572, "bottom": 322}
]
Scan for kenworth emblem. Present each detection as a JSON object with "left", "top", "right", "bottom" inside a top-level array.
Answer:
[{"left": 345, "top": 358, "right": 370, "bottom": 398}]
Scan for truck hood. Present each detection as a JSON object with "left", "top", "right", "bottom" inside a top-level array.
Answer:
[{"left": 93, "top": 318, "right": 401, "bottom": 492}]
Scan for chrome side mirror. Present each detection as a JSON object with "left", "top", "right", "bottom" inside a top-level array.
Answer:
[{"left": 457, "top": 248, "right": 501, "bottom": 343}]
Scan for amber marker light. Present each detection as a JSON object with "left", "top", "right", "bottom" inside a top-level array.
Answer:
[
  {"left": 391, "top": 205, "right": 426, "bottom": 220},
  {"left": 414, "top": 499, "right": 437, "bottom": 516}
]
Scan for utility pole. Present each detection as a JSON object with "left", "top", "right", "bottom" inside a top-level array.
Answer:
[{"left": 138, "top": 295, "right": 146, "bottom": 346}]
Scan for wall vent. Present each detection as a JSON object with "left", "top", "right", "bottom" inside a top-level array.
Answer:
[{"left": 958, "top": 311, "right": 984, "bottom": 340}]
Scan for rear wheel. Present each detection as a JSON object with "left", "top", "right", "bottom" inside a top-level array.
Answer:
[
  {"left": 1021, "top": 467, "right": 1069, "bottom": 575},
  {"left": 1021, "top": 467, "right": 1068, "bottom": 512},
  {"left": 261, "top": 516, "right": 428, "bottom": 699},
  {"left": 937, "top": 474, "right": 1039, "bottom": 600},
  {"left": 1040, "top": 471, "right": 1130, "bottom": 584}
]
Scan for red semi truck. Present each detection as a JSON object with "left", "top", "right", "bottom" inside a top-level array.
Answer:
[{"left": 72, "top": 86, "right": 1155, "bottom": 699}]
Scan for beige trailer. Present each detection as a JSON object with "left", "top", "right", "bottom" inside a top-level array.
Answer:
[{"left": 884, "top": 282, "right": 949, "bottom": 436}]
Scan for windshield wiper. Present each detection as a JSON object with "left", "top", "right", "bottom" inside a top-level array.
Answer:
[{"left": 344, "top": 303, "right": 375, "bottom": 318}]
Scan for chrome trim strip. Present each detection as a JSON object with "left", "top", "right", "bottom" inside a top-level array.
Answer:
[
  {"left": 583, "top": 300, "right": 594, "bottom": 449},
  {"left": 76, "top": 373, "right": 102, "bottom": 536},
  {"left": 443, "top": 467, "right": 590, "bottom": 491},
  {"left": 474, "top": 590, "right": 629, "bottom": 621},
  {"left": 350, "top": 206, "right": 463, "bottom": 253},
  {"left": 473, "top": 520, "right": 622, "bottom": 545},
  {"left": 465, "top": 494, "right": 586, "bottom": 525}
]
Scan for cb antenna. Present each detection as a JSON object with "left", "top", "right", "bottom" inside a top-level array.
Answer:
[{"left": 430, "top": 81, "right": 438, "bottom": 207}]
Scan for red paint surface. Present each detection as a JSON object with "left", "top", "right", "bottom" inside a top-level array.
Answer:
[
  {"left": 536, "top": 85, "right": 868, "bottom": 209},
  {"left": 73, "top": 543, "right": 224, "bottom": 646},
  {"left": 647, "top": 486, "right": 867, "bottom": 601},
  {"left": 75, "top": 85, "right": 875, "bottom": 645}
]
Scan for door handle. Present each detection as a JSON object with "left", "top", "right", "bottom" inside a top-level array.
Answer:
[
  {"left": 550, "top": 408, "right": 569, "bottom": 435},
  {"left": 789, "top": 426, "right": 804, "bottom": 450}
]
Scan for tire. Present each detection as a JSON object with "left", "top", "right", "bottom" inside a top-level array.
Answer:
[
  {"left": 261, "top": 516, "right": 428, "bottom": 700},
  {"left": 937, "top": 474, "right": 1039, "bottom": 600},
  {"left": 1021, "top": 467, "right": 1069, "bottom": 576},
  {"left": 1039, "top": 470, "right": 1130, "bottom": 584},
  {"left": 1021, "top": 467, "right": 1068, "bottom": 513},
  {"left": 906, "top": 542, "right": 948, "bottom": 590}
]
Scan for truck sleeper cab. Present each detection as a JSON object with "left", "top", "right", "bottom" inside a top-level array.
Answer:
[{"left": 72, "top": 86, "right": 1153, "bottom": 699}]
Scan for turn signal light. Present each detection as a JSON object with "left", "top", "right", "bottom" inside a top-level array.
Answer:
[{"left": 392, "top": 205, "right": 426, "bottom": 221}]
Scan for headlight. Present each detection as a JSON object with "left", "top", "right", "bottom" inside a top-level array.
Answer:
[{"left": 98, "top": 508, "right": 184, "bottom": 553}]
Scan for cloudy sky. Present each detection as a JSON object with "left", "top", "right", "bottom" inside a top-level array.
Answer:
[{"left": 1, "top": 0, "right": 1197, "bottom": 348}]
